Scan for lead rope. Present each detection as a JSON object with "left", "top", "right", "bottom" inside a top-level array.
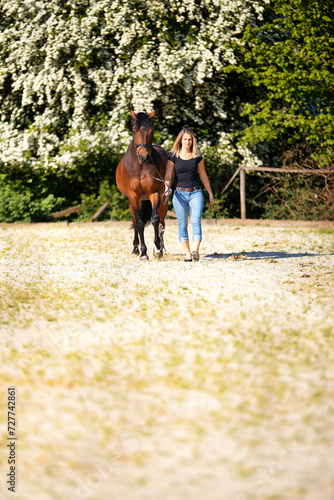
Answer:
[{"left": 145, "top": 166, "right": 171, "bottom": 205}]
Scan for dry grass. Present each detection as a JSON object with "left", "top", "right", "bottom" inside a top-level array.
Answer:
[{"left": 0, "top": 222, "right": 333, "bottom": 500}]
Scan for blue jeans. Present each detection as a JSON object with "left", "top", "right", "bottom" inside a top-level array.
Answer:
[{"left": 172, "top": 188, "right": 204, "bottom": 242}]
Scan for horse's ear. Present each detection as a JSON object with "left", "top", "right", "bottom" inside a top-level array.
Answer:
[
  {"left": 130, "top": 109, "right": 137, "bottom": 121},
  {"left": 148, "top": 110, "right": 155, "bottom": 120}
]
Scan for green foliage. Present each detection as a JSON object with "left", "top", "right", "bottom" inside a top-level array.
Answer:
[
  {"left": 234, "top": 0, "right": 334, "bottom": 167},
  {"left": 76, "top": 181, "right": 131, "bottom": 222},
  {"left": 248, "top": 171, "right": 334, "bottom": 220},
  {"left": 0, "top": 173, "right": 65, "bottom": 222}
]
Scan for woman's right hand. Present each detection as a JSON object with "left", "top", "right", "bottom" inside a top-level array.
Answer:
[
  {"left": 164, "top": 186, "right": 172, "bottom": 196},
  {"left": 162, "top": 185, "right": 172, "bottom": 204}
]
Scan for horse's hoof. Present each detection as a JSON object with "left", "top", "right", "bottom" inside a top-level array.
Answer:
[
  {"left": 153, "top": 244, "right": 163, "bottom": 259},
  {"left": 132, "top": 249, "right": 140, "bottom": 255},
  {"left": 140, "top": 255, "right": 149, "bottom": 261},
  {"left": 153, "top": 250, "right": 163, "bottom": 259}
]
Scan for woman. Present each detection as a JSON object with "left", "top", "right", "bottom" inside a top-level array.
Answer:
[{"left": 164, "top": 128, "right": 214, "bottom": 261}]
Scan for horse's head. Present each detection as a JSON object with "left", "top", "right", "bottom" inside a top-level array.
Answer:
[{"left": 130, "top": 109, "right": 155, "bottom": 164}]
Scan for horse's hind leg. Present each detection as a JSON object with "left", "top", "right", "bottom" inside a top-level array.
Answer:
[
  {"left": 150, "top": 193, "right": 163, "bottom": 258},
  {"left": 158, "top": 198, "right": 169, "bottom": 255},
  {"left": 132, "top": 228, "right": 140, "bottom": 255}
]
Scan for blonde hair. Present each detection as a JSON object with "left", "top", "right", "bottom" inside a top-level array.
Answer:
[{"left": 170, "top": 128, "right": 201, "bottom": 158}]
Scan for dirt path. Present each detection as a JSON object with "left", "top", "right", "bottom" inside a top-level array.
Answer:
[{"left": 0, "top": 221, "right": 333, "bottom": 500}]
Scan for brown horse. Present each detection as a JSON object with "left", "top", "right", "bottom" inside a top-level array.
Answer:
[{"left": 116, "top": 110, "right": 169, "bottom": 260}]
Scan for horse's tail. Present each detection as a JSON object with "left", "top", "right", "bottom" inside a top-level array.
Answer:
[
  {"left": 131, "top": 200, "right": 152, "bottom": 229},
  {"left": 140, "top": 200, "right": 152, "bottom": 227}
]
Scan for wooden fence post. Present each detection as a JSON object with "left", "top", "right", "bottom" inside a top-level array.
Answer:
[{"left": 240, "top": 167, "right": 246, "bottom": 219}]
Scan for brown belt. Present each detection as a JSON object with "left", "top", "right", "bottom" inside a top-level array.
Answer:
[{"left": 176, "top": 186, "right": 201, "bottom": 192}]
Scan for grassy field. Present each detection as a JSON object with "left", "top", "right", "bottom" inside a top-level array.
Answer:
[{"left": 0, "top": 221, "right": 333, "bottom": 500}]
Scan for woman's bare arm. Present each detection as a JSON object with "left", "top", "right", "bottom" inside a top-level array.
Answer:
[
  {"left": 164, "top": 160, "right": 174, "bottom": 192},
  {"left": 198, "top": 159, "right": 214, "bottom": 207}
]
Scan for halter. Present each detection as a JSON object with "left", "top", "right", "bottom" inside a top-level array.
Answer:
[{"left": 133, "top": 132, "right": 153, "bottom": 164}]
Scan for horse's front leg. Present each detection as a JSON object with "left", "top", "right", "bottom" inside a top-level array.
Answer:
[
  {"left": 159, "top": 220, "right": 166, "bottom": 255},
  {"left": 150, "top": 192, "right": 163, "bottom": 258},
  {"left": 130, "top": 200, "right": 148, "bottom": 260}
]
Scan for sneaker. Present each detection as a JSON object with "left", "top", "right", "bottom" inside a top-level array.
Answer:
[{"left": 192, "top": 251, "right": 199, "bottom": 261}]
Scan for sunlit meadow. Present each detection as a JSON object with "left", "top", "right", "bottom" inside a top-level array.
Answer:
[{"left": 0, "top": 221, "right": 333, "bottom": 500}]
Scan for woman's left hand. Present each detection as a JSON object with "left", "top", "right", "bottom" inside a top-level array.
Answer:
[{"left": 208, "top": 193, "right": 214, "bottom": 207}]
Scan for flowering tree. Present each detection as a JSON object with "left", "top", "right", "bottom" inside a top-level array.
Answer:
[{"left": 0, "top": 0, "right": 267, "bottom": 171}]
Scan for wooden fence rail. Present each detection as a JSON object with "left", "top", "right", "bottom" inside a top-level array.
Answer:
[
  {"left": 51, "top": 205, "right": 83, "bottom": 218},
  {"left": 222, "top": 166, "right": 332, "bottom": 220}
]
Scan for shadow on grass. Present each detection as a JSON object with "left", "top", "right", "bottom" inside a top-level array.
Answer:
[{"left": 203, "top": 251, "right": 330, "bottom": 261}]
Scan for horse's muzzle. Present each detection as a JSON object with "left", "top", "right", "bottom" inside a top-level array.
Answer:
[
  {"left": 135, "top": 143, "right": 152, "bottom": 164},
  {"left": 138, "top": 153, "right": 151, "bottom": 164}
]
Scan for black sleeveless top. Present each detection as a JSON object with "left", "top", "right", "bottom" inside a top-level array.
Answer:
[{"left": 169, "top": 153, "right": 203, "bottom": 189}]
